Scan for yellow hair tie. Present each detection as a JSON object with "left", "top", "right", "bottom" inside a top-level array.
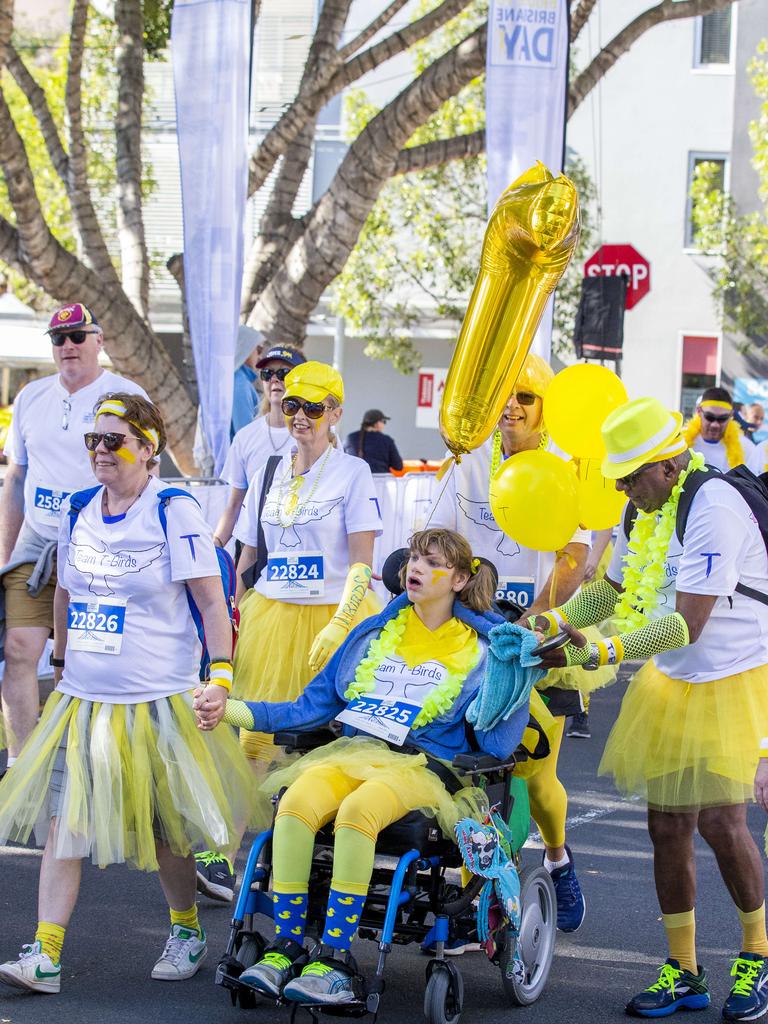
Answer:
[{"left": 471, "top": 558, "right": 480, "bottom": 575}]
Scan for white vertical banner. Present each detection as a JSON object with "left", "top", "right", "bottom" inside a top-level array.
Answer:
[
  {"left": 172, "top": 0, "right": 251, "bottom": 474},
  {"left": 485, "top": 0, "right": 569, "bottom": 360}
]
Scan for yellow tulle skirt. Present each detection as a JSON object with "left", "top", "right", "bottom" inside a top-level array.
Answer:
[
  {"left": 260, "top": 735, "right": 488, "bottom": 839},
  {"left": 536, "top": 625, "right": 618, "bottom": 695},
  {"left": 0, "top": 690, "right": 256, "bottom": 870},
  {"left": 233, "top": 589, "right": 381, "bottom": 763},
  {"left": 599, "top": 660, "right": 768, "bottom": 810}
]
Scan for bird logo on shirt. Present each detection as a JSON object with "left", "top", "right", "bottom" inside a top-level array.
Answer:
[
  {"left": 262, "top": 496, "right": 344, "bottom": 548},
  {"left": 68, "top": 541, "right": 166, "bottom": 596},
  {"left": 456, "top": 495, "right": 521, "bottom": 557}
]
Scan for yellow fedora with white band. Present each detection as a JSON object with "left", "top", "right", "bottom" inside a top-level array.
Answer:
[{"left": 601, "top": 397, "right": 685, "bottom": 480}]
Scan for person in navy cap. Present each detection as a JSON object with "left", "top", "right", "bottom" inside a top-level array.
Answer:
[{"left": 0, "top": 303, "right": 147, "bottom": 770}]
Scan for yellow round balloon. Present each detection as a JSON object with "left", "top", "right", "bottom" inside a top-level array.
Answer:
[
  {"left": 489, "top": 449, "right": 580, "bottom": 552},
  {"left": 543, "top": 364, "right": 628, "bottom": 460},
  {"left": 440, "top": 162, "right": 580, "bottom": 458},
  {"left": 576, "top": 458, "right": 627, "bottom": 530}
]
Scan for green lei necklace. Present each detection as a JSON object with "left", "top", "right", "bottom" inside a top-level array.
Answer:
[
  {"left": 613, "top": 452, "right": 706, "bottom": 631},
  {"left": 343, "top": 607, "right": 480, "bottom": 729},
  {"left": 490, "top": 428, "right": 549, "bottom": 478}
]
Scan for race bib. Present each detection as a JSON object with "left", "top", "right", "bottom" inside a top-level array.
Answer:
[
  {"left": 32, "top": 486, "right": 70, "bottom": 525},
  {"left": 67, "top": 598, "right": 127, "bottom": 655},
  {"left": 336, "top": 694, "right": 422, "bottom": 747},
  {"left": 263, "top": 551, "right": 324, "bottom": 598},
  {"left": 496, "top": 576, "right": 536, "bottom": 609}
]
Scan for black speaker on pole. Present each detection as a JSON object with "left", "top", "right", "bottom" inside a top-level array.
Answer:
[{"left": 574, "top": 275, "right": 629, "bottom": 360}]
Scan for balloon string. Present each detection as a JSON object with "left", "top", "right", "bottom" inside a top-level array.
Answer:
[{"left": 425, "top": 458, "right": 456, "bottom": 529}]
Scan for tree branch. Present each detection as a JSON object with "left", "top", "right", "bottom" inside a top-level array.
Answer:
[
  {"left": 65, "top": 0, "right": 118, "bottom": 283},
  {"left": 571, "top": 0, "right": 598, "bottom": 42},
  {"left": 338, "top": 0, "right": 410, "bottom": 60},
  {"left": 248, "top": 0, "right": 474, "bottom": 197},
  {"left": 0, "top": 213, "right": 34, "bottom": 278},
  {"left": 0, "top": 0, "right": 12, "bottom": 69},
  {"left": 115, "top": 0, "right": 150, "bottom": 317},
  {"left": 570, "top": 0, "right": 738, "bottom": 113},
  {"left": 6, "top": 46, "right": 70, "bottom": 183},
  {"left": 393, "top": 129, "right": 485, "bottom": 175}
]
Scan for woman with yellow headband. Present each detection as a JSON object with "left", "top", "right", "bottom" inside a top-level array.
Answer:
[
  {"left": 0, "top": 393, "right": 253, "bottom": 995},
  {"left": 430, "top": 352, "right": 614, "bottom": 938},
  {"left": 683, "top": 386, "right": 764, "bottom": 475}
]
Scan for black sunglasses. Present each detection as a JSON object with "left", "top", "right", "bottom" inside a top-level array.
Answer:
[
  {"left": 512, "top": 391, "right": 537, "bottom": 406},
  {"left": 281, "top": 397, "right": 327, "bottom": 420},
  {"left": 50, "top": 330, "right": 99, "bottom": 346},
  {"left": 84, "top": 431, "right": 131, "bottom": 452},
  {"left": 701, "top": 411, "right": 731, "bottom": 425},
  {"left": 617, "top": 462, "right": 656, "bottom": 488},
  {"left": 260, "top": 367, "right": 291, "bottom": 382}
]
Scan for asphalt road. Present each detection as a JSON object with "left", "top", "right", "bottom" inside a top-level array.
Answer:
[{"left": 2, "top": 669, "right": 767, "bottom": 1024}]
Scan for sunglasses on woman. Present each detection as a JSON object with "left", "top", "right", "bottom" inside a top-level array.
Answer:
[
  {"left": 84, "top": 431, "right": 134, "bottom": 452},
  {"left": 281, "top": 397, "right": 327, "bottom": 419},
  {"left": 260, "top": 367, "right": 291, "bottom": 382},
  {"left": 50, "top": 330, "right": 99, "bottom": 346}
]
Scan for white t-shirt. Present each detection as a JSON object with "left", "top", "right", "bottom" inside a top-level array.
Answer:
[
  {"left": 692, "top": 435, "right": 765, "bottom": 475},
  {"left": 607, "top": 478, "right": 768, "bottom": 682},
  {"left": 429, "top": 438, "right": 591, "bottom": 612},
  {"left": 222, "top": 416, "right": 293, "bottom": 491},
  {"left": 5, "top": 370, "right": 148, "bottom": 541},
  {"left": 56, "top": 477, "right": 221, "bottom": 702},
  {"left": 234, "top": 446, "right": 382, "bottom": 605}
]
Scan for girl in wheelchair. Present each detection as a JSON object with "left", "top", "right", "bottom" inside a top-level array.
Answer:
[{"left": 195, "top": 528, "right": 552, "bottom": 1007}]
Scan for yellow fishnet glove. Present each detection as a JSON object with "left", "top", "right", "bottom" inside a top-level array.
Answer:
[
  {"left": 308, "top": 562, "right": 372, "bottom": 673},
  {"left": 223, "top": 699, "right": 256, "bottom": 730},
  {"left": 613, "top": 612, "right": 689, "bottom": 662}
]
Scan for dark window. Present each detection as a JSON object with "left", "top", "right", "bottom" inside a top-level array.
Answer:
[{"left": 697, "top": 10, "right": 731, "bottom": 65}]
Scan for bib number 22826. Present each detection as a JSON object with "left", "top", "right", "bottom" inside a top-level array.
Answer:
[{"left": 67, "top": 599, "right": 127, "bottom": 655}]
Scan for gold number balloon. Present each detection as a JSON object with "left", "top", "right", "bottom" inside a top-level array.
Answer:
[{"left": 440, "top": 162, "right": 580, "bottom": 458}]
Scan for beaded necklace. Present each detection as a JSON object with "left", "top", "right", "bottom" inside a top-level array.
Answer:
[
  {"left": 489, "top": 428, "right": 549, "bottom": 479},
  {"left": 277, "top": 444, "right": 333, "bottom": 527}
]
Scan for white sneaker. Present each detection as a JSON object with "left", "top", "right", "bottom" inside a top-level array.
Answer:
[
  {"left": 0, "top": 941, "right": 61, "bottom": 994},
  {"left": 151, "top": 925, "right": 207, "bottom": 981}
]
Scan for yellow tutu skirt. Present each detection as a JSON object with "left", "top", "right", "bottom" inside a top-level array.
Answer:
[
  {"left": 233, "top": 589, "right": 381, "bottom": 762},
  {"left": 0, "top": 690, "right": 256, "bottom": 870},
  {"left": 599, "top": 660, "right": 768, "bottom": 810},
  {"left": 535, "top": 625, "right": 618, "bottom": 695},
  {"left": 259, "top": 735, "right": 488, "bottom": 839}
]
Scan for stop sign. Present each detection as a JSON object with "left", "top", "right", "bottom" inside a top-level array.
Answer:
[{"left": 584, "top": 244, "right": 651, "bottom": 310}]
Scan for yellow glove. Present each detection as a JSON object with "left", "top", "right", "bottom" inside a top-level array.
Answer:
[{"left": 307, "top": 562, "right": 372, "bottom": 673}]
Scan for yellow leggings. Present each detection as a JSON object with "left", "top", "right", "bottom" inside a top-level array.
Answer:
[
  {"left": 272, "top": 765, "right": 414, "bottom": 894},
  {"left": 526, "top": 716, "right": 567, "bottom": 850}
]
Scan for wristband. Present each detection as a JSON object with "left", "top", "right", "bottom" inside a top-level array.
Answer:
[
  {"left": 208, "top": 660, "right": 233, "bottom": 692},
  {"left": 49, "top": 654, "right": 65, "bottom": 668},
  {"left": 760, "top": 737, "right": 768, "bottom": 756},
  {"left": 594, "top": 636, "right": 624, "bottom": 667}
]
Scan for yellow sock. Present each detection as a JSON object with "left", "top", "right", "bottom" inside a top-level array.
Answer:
[
  {"left": 170, "top": 905, "right": 200, "bottom": 936},
  {"left": 662, "top": 910, "right": 697, "bottom": 974},
  {"left": 35, "top": 922, "right": 65, "bottom": 965},
  {"left": 738, "top": 903, "right": 768, "bottom": 956}
]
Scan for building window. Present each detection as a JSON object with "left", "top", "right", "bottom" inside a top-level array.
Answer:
[
  {"left": 680, "top": 334, "right": 719, "bottom": 416},
  {"left": 694, "top": 9, "right": 733, "bottom": 68},
  {"left": 685, "top": 152, "right": 728, "bottom": 249}
]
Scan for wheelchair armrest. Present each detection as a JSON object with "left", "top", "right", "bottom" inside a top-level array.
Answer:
[
  {"left": 452, "top": 752, "right": 519, "bottom": 774},
  {"left": 274, "top": 728, "right": 336, "bottom": 753}
]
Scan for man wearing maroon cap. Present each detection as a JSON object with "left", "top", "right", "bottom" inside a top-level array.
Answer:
[{"left": 0, "top": 304, "right": 147, "bottom": 768}]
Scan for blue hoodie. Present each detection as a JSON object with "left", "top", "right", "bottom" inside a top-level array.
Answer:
[{"left": 243, "top": 594, "right": 530, "bottom": 762}]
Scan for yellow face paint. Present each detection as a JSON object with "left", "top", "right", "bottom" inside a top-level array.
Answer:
[
  {"left": 431, "top": 570, "right": 448, "bottom": 585},
  {"left": 114, "top": 445, "right": 137, "bottom": 463}
]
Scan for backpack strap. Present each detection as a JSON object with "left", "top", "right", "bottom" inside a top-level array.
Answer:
[
  {"left": 622, "top": 500, "right": 638, "bottom": 540},
  {"left": 155, "top": 486, "right": 201, "bottom": 538},
  {"left": 242, "top": 455, "right": 282, "bottom": 590},
  {"left": 674, "top": 466, "right": 721, "bottom": 546},
  {"left": 67, "top": 485, "right": 102, "bottom": 536}
]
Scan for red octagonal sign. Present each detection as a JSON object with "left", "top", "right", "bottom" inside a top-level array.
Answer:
[{"left": 584, "top": 244, "right": 651, "bottom": 310}]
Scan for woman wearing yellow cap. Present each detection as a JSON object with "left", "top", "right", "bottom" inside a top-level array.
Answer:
[
  {"left": 232, "top": 361, "right": 382, "bottom": 771},
  {"left": 0, "top": 393, "right": 253, "bottom": 994},
  {"left": 430, "top": 352, "right": 615, "bottom": 937},
  {"left": 533, "top": 396, "right": 768, "bottom": 1021}
]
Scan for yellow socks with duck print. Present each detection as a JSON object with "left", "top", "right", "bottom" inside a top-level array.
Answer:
[
  {"left": 170, "top": 905, "right": 201, "bottom": 937},
  {"left": 273, "top": 887, "right": 309, "bottom": 943},
  {"left": 663, "top": 910, "right": 697, "bottom": 973},
  {"left": 35, "top": 922, "right": 65, "bottom": 965},
  {"left": 738, "top": 903, "right": 768, "bottom": 957}
]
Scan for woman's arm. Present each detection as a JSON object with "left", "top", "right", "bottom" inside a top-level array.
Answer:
[
  {"left": 235, "top": 543, "right": 258, "bottom": 605},
  {"left": 213, "top": 486, "right": 246, "bottom": 548},
  {"left": 388, "top": 438, "right": 403, "bottom": 473},
  {"left": 52, "top": 583, "right": 70, "bottom": 686},
  {"left": 186, "top": 575, "right": 233, "bottom": 718}
]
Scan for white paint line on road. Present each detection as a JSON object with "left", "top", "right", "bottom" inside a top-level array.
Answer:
[
  {"left": 527, "top": 794, "right": 641, "bottom": 846},
  {"left": 0, "top": 844, "right": 42, "bottom": 857}
]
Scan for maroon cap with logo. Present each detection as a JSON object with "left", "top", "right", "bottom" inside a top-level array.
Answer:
[{"left": 47, "top": 303, "right": 99, "bottom": 333}]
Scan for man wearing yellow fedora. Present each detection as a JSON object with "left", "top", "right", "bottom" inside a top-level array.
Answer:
[{"left": 531, "top": 396, "right": 768, "bottom": 1021}]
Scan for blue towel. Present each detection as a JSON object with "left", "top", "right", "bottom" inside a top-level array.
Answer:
[{"left": 466, "top": 621, "right": 546, "bottom": 731}]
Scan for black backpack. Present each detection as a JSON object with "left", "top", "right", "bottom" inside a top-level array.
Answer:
[{"left": 622, "top": 464, "right": 768, "bottom": 606}]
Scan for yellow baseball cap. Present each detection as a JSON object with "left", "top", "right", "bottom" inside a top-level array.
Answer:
[
  {"left": 601, "top": 397, "right": 685, "bottom": 480},
  {"left": 283, "top": 360, "right": 344, "bottom": 404},
  {"left": 515, "top": 353, "right": 554, "bottom": 399}
]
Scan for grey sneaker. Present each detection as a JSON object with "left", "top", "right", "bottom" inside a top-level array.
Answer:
[
  {"left": 566, "top": 712, "right": 591, "bottom": 739},
  {"left": 151, "top": 925, "right": 207, "bottom": 981},
  {"left": 239, "top": 938, "right": 307, "bottom": 998},
  {"left": 0, "top": 941, "right": 61, "bottom": 994},
  {"left": 283, "top": 956, "right": 363, "bottom": 1005}
]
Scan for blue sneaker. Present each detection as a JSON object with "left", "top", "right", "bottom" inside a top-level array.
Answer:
[
  {"left": 548, "top": 845, "right": 586, "bottom": 933},
  {"left": 722, "top": 952, "right": 768, "bottom": 1022},
  {"left": 626, "top": 959, "right": 710, "bottom": 1017}
]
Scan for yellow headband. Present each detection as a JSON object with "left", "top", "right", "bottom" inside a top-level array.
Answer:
[
  {"left": 700, "top": 400, "right": 732, "bottom": 411},
  {"left": 96, "top": 399, "right": 159, "bottom": 453}
]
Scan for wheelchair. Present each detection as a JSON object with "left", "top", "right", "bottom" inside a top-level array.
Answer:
[{"left": 215, "top": 722, "right": 556, "bottom": 1024}]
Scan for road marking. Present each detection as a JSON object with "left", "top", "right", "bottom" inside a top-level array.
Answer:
[{"left": 527, "top": 793, "right": 641, "bottom": 845}]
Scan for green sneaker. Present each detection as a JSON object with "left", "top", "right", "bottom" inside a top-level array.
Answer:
[
  {"left": 626, "top": 959, "right": 710, "bottom": 1017},
  {"left": 0, "top": 941, "right": 61, "bottom": 994}
]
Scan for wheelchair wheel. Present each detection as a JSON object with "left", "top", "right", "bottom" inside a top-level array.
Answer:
[
  {"left": 424, "top": 965, "right": 464, "bottom": 1024},
  {"left": 235, "top": 934, "right": 262, "bottom": 1009},
  {"left": 500, "top": 865, "right": 556, "bottom": 1006}
]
